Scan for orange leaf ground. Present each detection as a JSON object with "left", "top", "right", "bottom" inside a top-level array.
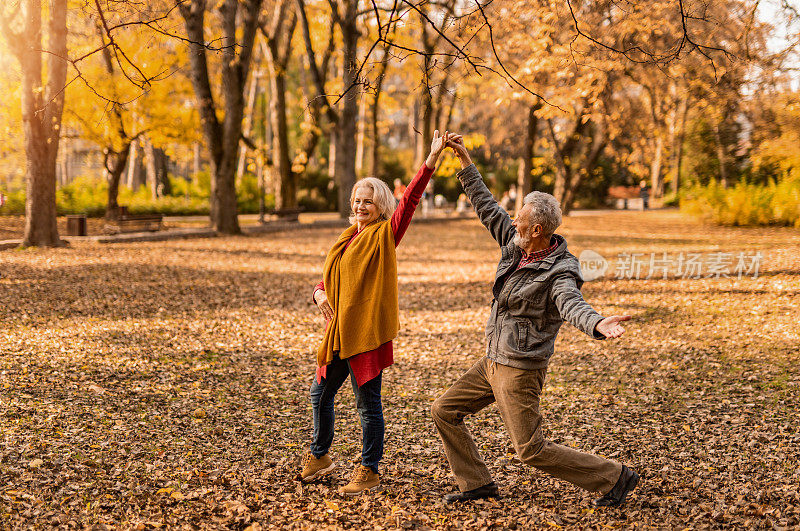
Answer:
[{"left": 1, "top": 210, "right": 798, "bottom": 529}]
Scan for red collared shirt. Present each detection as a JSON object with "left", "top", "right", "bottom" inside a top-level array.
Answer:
[{"left": 516, "top": 236, "right": 559, "bottom": 270}]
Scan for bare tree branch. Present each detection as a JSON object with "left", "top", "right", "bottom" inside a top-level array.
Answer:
[{"left": 565, "top": 0, "right": 735, "bottom": 76}]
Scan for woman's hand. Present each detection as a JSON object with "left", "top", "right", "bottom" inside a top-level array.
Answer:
[
  {"left": 314, "top": 289, "right": 334, "bottom": 321},
  {"left": 425, "top": 130, "right": 450, "bottom": 169},
  {"left": 446, "top": 134, "right": 472, "bottom": 169}
]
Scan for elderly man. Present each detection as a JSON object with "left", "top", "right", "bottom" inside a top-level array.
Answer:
[{"left": 431, "top": 137, "right": 639, "bottom": 506}]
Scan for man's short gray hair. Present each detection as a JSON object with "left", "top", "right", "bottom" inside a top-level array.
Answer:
[{"left": 522, "top": 191, "right": 562, "bottom": 237}]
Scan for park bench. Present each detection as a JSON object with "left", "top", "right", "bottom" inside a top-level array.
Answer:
[
  {"left": 104, "top": 207, "right": 163, "bottom": 234},
  {"left": 266, "top": 207, "right": 304, "bottom": 222},
  {"left": 607, "top": 186, "right": 644, "bottom": 210}
]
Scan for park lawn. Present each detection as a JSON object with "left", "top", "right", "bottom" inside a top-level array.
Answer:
[{"left": 1, "top": 209, "right": 798, "bottom": 529}]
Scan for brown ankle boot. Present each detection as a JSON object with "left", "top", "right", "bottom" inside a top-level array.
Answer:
[
  {"left": 298, "top": 452, "right": 335, "bottom": 483},
  {"left": 339, "top": 465, "right": 379, "bottom": 496}
]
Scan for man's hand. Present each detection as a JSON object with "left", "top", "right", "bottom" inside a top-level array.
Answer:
[
  {"left": 425, "top": 130, "right": 450, "bottom": 169},
  {"left": 595, "top": 315, "right": 631, "bottom": 339},
  {"left": 314, "top": 289, "right": 334, "bottom": 321},
  {"left": 446, "top": 134, "right": 472, "bottom": 169}
]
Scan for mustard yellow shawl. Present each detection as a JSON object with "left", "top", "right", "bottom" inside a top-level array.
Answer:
[{"left": 316, "top": 220, "right": 399, "bottom": 368}]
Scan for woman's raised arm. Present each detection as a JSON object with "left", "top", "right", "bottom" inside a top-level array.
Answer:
[{"left": 391, "top": 130, "right": 450, "bottom": 245}]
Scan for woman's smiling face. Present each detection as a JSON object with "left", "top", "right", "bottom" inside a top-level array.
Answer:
[{"left": 352, "top": 185, "right": 380, "bottom": 227}]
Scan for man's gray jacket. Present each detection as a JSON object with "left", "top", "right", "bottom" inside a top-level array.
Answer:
[{"left": 458, "top": 164, "right": 605, "bottom": 370}]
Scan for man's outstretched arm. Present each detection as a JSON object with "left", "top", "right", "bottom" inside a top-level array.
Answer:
[
  {"left": 551, "top": 274, "right": 631, "bottom": 339},
  {"left": 449, "top": 137, "right": 515, "bottom": 247}
]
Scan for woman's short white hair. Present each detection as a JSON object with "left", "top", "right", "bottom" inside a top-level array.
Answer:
[
  {"left": 522, "top": 191, "right": 562, "bottom": 237},
  {"left": 349, "top": 177, "right": 396, "bottom": 225}
]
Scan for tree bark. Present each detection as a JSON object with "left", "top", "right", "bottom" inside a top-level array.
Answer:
[
  {"left": 562, "top": 122, "right": 606, "bottom": 214},
  {"left": 192, "top": 141, "right": 202, "bottom": 179},
  {"left": 650, "top": 134, "right": 664, "bottom": 198},
  {"left": 334, "top": 0, "right": 360, "bottom": 217},
  {"left": 670, "top": 96, "right": 689, "bottom": 195},
  {"left": 179, "top": 0, "right": 263, "bottom": 234},
  {"left": 515, "top": 101, "right": 541, "bottom": 212},
  {"left": 146, "top": 142, "right": 170, "bottom": 198},
  {"left": 236, "top": 70, "right": 260, "bottom": 181},
  {"left": 328, "top": 129, "right": 337, "bottom": 178},
  {"left": 127, "top": 139, "right": 146, "bottom": 190},
  {"left": 4, "top": 0, "right": 69, "bottom": 246},
  {"left": 548, "top": 104, "right": 588, "bottom": 208},
  {"left": 713, "top": 120, "right": 729, "bottom": 187},
  {"left": 105, "top": 142, "right": 132, "bottom": 221},
  {"left": 370, "top": 46, "right": 391, "bottom": 176},
  {"left": 263, "top": 0, "right": 297, "bottom": 209},
  {"left": 292, "top": 13, "right": 334, "bottom": 178},
  {"left": 267, "top": 55, "right": 294, "bottom": 208}
]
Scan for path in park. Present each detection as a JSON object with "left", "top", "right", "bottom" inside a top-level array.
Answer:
[{"left": 1, "top": 210, "right": 798, "bottom": 528}]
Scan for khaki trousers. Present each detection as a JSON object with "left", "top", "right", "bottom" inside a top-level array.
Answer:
[{"left": 431, "top": 357, "right": 622, "bottom": 493}]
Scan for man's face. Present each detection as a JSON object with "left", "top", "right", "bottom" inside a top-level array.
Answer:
[{"left": 512, "top": 204, "right": 541, "bottom": 248}]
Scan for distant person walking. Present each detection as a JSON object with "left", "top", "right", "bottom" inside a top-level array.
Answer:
[
  {"left": 299, "top": 131, "right": 452, "bottom": 496},
  {"left": 639, "top": 180, "right": 650, "bottom": 210},
  {"left": 422, "top": 181, "right": 434, "bottom": 217},
  {"left": 393, "top": 178, "right": 406, "bottom": 204}
]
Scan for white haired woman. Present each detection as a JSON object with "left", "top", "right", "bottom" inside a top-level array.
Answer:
[{"left": 299, "top": 130, "right": 452, "bottom": 496}]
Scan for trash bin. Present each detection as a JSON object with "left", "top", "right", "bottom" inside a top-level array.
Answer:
[{"left": 66, "top": 215, "right": 87, "bottom": 236}]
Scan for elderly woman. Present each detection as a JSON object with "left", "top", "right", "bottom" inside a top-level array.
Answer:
[{"left": 300, "top": 130, "right": 451, "bottom": 496}]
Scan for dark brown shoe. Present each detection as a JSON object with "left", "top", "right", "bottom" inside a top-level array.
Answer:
[
  {"left": 443, "top": 482, "right": 500, "bottom": 503},
  {"left": 594, "top": 465, "right": 639, "bottom": 507}
]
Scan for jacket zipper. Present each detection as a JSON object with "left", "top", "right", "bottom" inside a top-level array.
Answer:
[{"left": 493, "top": 272, "right": 527, "bottom": 353}]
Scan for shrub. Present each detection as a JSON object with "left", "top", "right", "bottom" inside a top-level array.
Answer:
[
  {"left": 0, "top": 176, "right": 27, "bottom": 215},
  {"left": 680, "top": 177, "right": 800, "bottom": 228},
  {"left": 56, "top": 176, "right": 108, "bottom": 216},
  {"left": 298, "top": 168, "right": 337, "bottom": 212},
  {"left": 1, "top": 172, "right": 279, "bottom": 217}
]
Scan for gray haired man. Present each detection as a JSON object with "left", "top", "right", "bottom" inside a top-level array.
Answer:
[{"left": 432, "top": 136, "right": 639, "bottom": 506}]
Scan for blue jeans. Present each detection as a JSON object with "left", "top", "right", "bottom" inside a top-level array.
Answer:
[{"left": 309, "top": 355, "right": 384, "bottom": 473}]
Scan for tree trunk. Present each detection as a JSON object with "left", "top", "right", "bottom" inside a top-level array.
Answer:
[
  {"left": 515, "top": 101, "right": 541, "bottom": 212},
  {"left": 10, "top": 0, "right": 68, "bottom": 247},
  {"left": 650, "top": 134, "right": 664, "bottom": 198},
  {"left": 370, "top": 87, "right": 383, "bottom": 177},
  {"left": 144, "top": 139, "right": 170, "bottom": 198},
  {"left": 180, "top": 0, "right": 262, "bottom": 234},
  {"left": 713, "top": 120, "right": 728, "bottom": 187},
  {"left": 370, "top": 53, "right": 390, "bottom": 176},
  {"left": 264, "top": 1, "right": 297, "bottom": 209},
  {"left": 355, "top": 92, "right": 367, "bottom": 175},
  {"left": 236, "top": 70, "right": 260, "bottom": 181},
  {"left": 547, "top": 101, "right": 589, "bottom": 210},
  {"left": 334, "top": 0, "right": 360, "bottom": 217},
  {"left": 328, "top": 129, "right": 337, "bottom": 178},
  {"left": 414, "top": 10, "right": 439, "bottom": 169},
  {"left": 59, "top": 137, "right": 69, "bottom": 186},
  {"left": 409, "top": 99, "right": 419, "bottom": 154},
  {"left": 416, "top": 82, "right": 434, "bottom": 169},
  {"left": 127, "top": 139, "right": 146, "bottom": 190},
  {"left": 562, "top": 123, "right": 606, "bottom": 214},
  {"left": 267, "top": 55, "right": 294, "bottom": 209},
  {"left": 670, "top": 97, "right": 689, "bottom": 195},
  {"left": 193, "top": 141, "right": 202, "bottom": 179},
  {"left": 105, "top": 143, "right": 132, "bottom": 221}
]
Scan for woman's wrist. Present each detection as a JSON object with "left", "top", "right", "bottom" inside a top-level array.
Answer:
[
  {"left": 458, "top": 155, "right": 472, "bottom": 169},
  {"left": 425, "top": 152, "right": 439, "bottom": 169}
]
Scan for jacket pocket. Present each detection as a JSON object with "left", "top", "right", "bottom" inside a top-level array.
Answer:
[
  {"left": 516, "top": 273, "right": 549, "bottom": 304},
  {"left": 516, "top": 320, "right": 528, "bottom": 350}
]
